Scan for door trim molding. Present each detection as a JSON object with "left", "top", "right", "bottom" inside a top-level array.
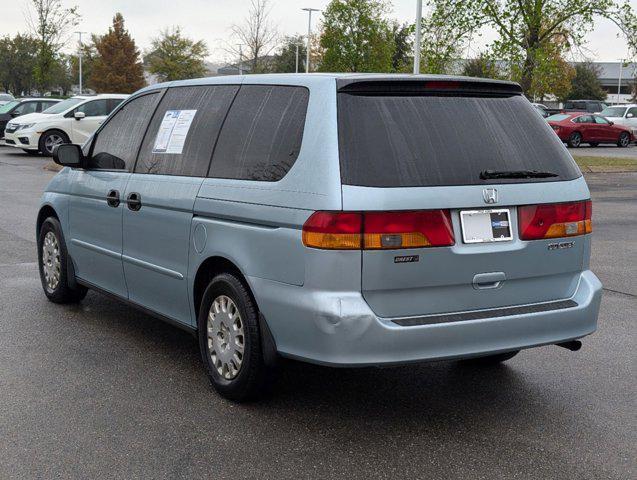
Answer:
[
  {"left": 122, "top": 254, "right": 184, "bottom": 280},
  {"left": 71, "top": 238, "right": 121, "bottom": 259}
]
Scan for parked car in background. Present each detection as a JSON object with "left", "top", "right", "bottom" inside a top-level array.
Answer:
[
  {"left": 0, "top": 98, "right": 61, "bottom": 139},
  {"left": 547, "top": 112, "right": 634, "bottom": 148},
  {"left": 599, "top": 104, "right": 637, "bottom": 136},
  {"left": 531, "top": 103, "right": 550, "bottom": 117},
  {"left": 562, "top": 100, "right": 607, "bottom": 114},
  {"left": 0, "top": 93, "right": 15, "bottom": 106},
  {"left": 38, "top": 75, "right": 601, "bottom": 401},
  {"left": 3, "top": 94, "right": 128, "bottom": 155}
]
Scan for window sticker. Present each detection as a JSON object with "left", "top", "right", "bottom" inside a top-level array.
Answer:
[{"left": 152, "top": 109, "right": 197, "bottom": 154}]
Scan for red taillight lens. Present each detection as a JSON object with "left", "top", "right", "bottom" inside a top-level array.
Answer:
[
  {"left": 518, "top": 200, "right": 592, "bottom": 240},
  {"left": 363, "top": 210, "right": 454, "bottom": 249},
  {"left": 302, "top": 210, "right": 454, "bottom": 250},
  {"left": 302, "top": 212, "right": 362, "bottom": 249}
]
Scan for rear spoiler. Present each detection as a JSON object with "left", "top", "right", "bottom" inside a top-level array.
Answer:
[{"left": 337, "top": 79, "right": 522, "bottom": 97}]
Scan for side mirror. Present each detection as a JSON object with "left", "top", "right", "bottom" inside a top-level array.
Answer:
[
  {"left": 608, "top": 121, "right": 614, "bottom": 126},
  {"left": 53, "top": 144, "right": 84, "bottom": 167},
  {"left": 627, "top": 113, "right": 634, "bottom": 118},
  {"left": 74, "top": 111, "right": 85, "bottom": 120}
]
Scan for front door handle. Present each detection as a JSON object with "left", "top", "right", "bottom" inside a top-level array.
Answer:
[
  {"left": 106, "top": 189, "right": 120, "bottom": 207},
  {"left": 126, "top": 192, "right": 142, "bottom": 211}
]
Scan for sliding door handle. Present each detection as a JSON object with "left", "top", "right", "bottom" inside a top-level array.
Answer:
[{"left": 126, "top": 192, "right": 142, "bottom": 211}]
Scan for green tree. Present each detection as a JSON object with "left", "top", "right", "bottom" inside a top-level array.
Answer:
[
  {"left": 26, "top": 0, "right": 79, "bottom": 92},
  {"left": 0, "top": 34, "right": 39, "bottom": 95},
  {"left": 390, "top": 22, "right": 411, "bottom": 73},
  {"left": 91, "top": 13, "right": 145, "bottom": 93},
  {"left": 318, "top": 0, "right": 395, "bottom": 73},
  {"left": 566, "top": 63, "right": 606, "bottom": 100},
  {"left": 50, "top": 54, "right": 74, "bottom": 95},
  {"left": 462, "top": 54, "right": 500, "bottom": 78},
  {"left": 425, "top": 0, "right": 637, "bottom": 93},
  {"left": 147, "top": 27, "right": 209, "bottom": 81},
  {"left": 270, "top": 35, "right": 306, "bottom": 73}
]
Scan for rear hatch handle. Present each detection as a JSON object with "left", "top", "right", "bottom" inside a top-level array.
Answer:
[{"left": 473, "top": 272, "right": 506, "bottom": 290}]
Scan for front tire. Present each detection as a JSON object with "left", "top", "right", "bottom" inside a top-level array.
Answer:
[
  {"left": 198, "top": 272, "right": 269, "bottom": 401},
  {"left": 37, "top": 217, "right": 87, "bottom": 303},
  {"left": 461, "top": 350, "right": 520, "bottom": 365},
  {"left": 567, "top": 132, "right": 582, "bottom": 148},
  {"left": 617, "top": 132, "right": 631, "bottom": 148},
  {"left": 39, "top": 130, "right": 69, "bottom": 156}
]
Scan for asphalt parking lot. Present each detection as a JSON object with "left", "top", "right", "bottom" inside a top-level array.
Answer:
[
  {"left": 569, "top": 144, "right": 637, "bottom": 159},
  {"left": 0, "top": 146, "right": 635, "bottom": 479}
]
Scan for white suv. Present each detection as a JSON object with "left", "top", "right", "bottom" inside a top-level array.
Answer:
[{"left": 4, "top": 94, "right": 128, "bottom": 155}]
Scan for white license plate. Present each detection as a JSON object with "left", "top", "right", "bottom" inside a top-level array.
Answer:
[{"left": 460, "top": 209, "right": 512, "bottom": 244}]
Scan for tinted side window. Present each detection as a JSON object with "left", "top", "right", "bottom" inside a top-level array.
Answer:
[
  {"left": 107, "top": 98, "right": 124, "bottom": 114},
  {"left": 576, "top": 115, "right": 593, "bottom": 123},
  {"left": 13, "top": 102, "right": 38, "bottom": 115},
  {"left": 76, "top": 99, "right": 110, "bottom": 117},
  {"left": 594, "top": 116, "right": 609, "bottom": 124},
  {"left": 210, "top": 85, "right": 309, "bottom": 181},
  {"left": 90, "top": 92, "right": 161, "bottom": 170},
  {"left": 136, "top": 85, "right": 239, "bottom": 177},
  {"left": 628, "top": 107, "right": 637, "bottom": 117}
]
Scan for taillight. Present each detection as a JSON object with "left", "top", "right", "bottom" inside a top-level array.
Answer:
[
  {"left": 302, "top": 212, "right": 362, "bottom": 250},
  {"left": 302, "top": 210, "right": 454, "bottom": 250},
  {"left": 518, "top": 200, "right": 592, "bottom": 240},
  {"left": 363, "top": 210, "right": 454, "bottom": 249}
]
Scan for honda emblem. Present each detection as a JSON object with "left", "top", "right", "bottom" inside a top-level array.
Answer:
[{"left": 483, "top": 188, "right": 498, "bottom": 204}]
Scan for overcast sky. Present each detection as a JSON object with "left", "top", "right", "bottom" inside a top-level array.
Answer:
[{"left": 1, "top": 0, "right": 634, "bottom": 63}]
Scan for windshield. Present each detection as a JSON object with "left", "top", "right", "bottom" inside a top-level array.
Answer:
[
  {"left": 42, "top": 97, "right": 84, "bottom": 114},
  {"left": 546, "top": 114, "right": 570, "bottom": 122},
  {"left": 338, "top": 92, "right": 580, "bottom": 187},
  {"left": 600, "top": 106, "right": 627, "bottom": 117},
  {"left": 0, "top": 101, "right": 19, "bottom": 113}
]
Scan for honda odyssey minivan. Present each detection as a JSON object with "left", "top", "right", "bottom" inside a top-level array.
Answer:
[{"left": 37, "top": 74, "right": 602, "bottom": 401}]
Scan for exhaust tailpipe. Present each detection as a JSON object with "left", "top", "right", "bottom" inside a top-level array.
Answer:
[{"left": 556, "top": 340, "right": 582, "bottom": 351}]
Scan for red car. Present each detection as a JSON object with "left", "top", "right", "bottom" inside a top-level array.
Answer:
[{"left": 547, "top": 112, "right": 634, "bottom": 148}]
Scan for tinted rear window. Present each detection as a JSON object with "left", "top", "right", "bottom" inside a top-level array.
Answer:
[
  {"left": 338, "top": 92, "right": 580, "bottom": 187},
  {"left": 209, "top": 85, "right": 309, "bottom": 181}
]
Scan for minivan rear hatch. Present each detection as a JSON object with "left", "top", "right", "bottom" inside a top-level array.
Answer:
[{"left": 337, "top": 78, "right": 589, "bottom": 319}]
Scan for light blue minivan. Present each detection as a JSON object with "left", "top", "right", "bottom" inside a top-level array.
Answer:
[{"left": 38, "top": 74, "right": 602, "bottom": 401}]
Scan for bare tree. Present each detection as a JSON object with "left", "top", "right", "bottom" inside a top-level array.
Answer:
[{"left": 227, "top": 0, "right": 278, "bottom": 73}]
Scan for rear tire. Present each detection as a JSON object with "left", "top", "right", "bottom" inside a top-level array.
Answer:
[
  {"left": 39, "top": 130, "right": 69, "bottom": 156},
  {"left": 617, "top": 132, "right": 631, "bottom": 148},
  {"left": 198, "top": 272, "right": 270, "bottom": 402},
  {"left": 567, "top": 132, "right": 582, "bottom": 148},
  {"left": 461, "top": 350, "right": 520, "bottom": 365},
  {"left": 37, "top": 217, "right": 88, "bottom": 304}
]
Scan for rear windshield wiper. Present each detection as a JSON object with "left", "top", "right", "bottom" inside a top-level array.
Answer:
[{"left": 480, "top": 169, "right": 559, "bottom": 180}]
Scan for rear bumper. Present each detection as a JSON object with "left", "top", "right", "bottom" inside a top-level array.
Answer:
[{"left": 249, "top": 270, "right": 602, "bottom": 366}]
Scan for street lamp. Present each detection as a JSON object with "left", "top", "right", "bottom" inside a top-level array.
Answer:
[
  {"left": 75, "top": 31, "right": 88, "bottom": 94},
  {"left": 302, "top": 8, "right": 320, "bottom": 73},
  {"left": 413, "top": 0, "right": 422, "bottom": 74},
  {"left": 237, "top": 44, "right": 244, "bottom": 75},
  {"left": 617, "top": 59, "right": 625, "bottom": 104}
]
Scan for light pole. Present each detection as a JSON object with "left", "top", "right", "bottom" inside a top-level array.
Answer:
[
  {"left": 75, "top": 31, "right": 87, "bottom": 94},
  {"left": 302, "top": 8, "right": 320, "bottom": 73},
  {"left": 295, "top": 44, "right": 300, "bottom": 73},
  {"left": 237, "top": 44, "right": 244, "bottom": 75},
  {"left": 617, "top": 59, "right": 625, "bottom": 104},
  {"left": 413, "top": 0, "right": 422, "bottom": 74}
]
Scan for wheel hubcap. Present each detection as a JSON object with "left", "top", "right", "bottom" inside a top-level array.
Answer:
[
  {"left": 620, "top": 134, "right": 629, "bottom": 147},
  {"left": 42, "top": 231, "right": 61, "bottom": 291},
  {"left": 44, "top": 134, "right": 64, "bottom": 153},
  {"left": 573, "top": 135, "right": 580, "bottom": 146},
  {"left": 207, "top": 295, "right": 245, "bottom": 380}
]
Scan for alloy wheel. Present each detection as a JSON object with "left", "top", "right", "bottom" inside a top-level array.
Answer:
[{"left": 44, "top": 134, "right": 64, "bottom": 154}]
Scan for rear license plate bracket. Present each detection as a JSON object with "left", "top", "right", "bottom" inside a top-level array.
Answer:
[{"left": 460, "top": 208, "right": 512, "bottom": 244}]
